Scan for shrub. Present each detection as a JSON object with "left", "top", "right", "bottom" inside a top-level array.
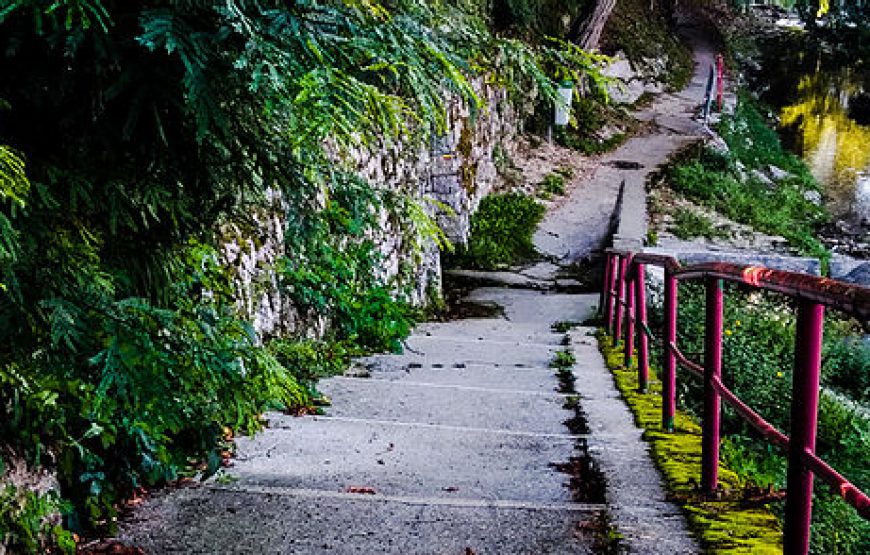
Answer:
[{"left": 453, "top": 192, "right": 545, "bottom": 269}]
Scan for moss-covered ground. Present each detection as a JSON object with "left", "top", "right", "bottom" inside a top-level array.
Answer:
[{"left": 597, "top": 332, "right": 782, "bottom": 553}]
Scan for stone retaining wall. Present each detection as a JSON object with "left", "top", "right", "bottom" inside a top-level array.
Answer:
[{"left": 222, "top": 79, "right": 526, "bottom": 338}]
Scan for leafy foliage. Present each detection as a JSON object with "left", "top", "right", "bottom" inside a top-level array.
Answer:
[
  {"left": 0, "top": 484, "right": 75, "bottom": 555},
  {"left": 452, "top": 192, "right": 545, "bottom": 269},
  {"left": 0, "top": 0, "right": 610, "bottom": 548},
  {"left": 278, "top": 177, "right": 416, "bottom": 355}
]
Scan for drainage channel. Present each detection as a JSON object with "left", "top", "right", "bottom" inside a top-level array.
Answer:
[{"left": 552, "top": 340, "right": 626, "bottom": 554}]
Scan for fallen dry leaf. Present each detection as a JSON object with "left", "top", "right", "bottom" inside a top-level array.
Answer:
[
  {"left": 345, "top": 486, "right": 377, "bottom": 495},
  {"left": 77, "top": 540, "right": 145, "bottom": 554}
]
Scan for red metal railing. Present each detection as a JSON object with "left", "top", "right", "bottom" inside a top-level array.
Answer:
[{"left": 602, "top": 249, "right": 870, "bottom": 554}]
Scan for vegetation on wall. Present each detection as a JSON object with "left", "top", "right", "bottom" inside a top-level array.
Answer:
[{"left": 0, "top": 1, "right": 609, "bottom": 550}]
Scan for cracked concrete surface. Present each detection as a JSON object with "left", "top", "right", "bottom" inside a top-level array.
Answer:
[
  {"left": 119, "top": 291, "right": 698, "bottom": 554},
  {"left": 115, "top": 15, "right": 724, "bottom": 555}
]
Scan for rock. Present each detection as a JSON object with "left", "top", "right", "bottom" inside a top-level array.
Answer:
[
  {"left": 602, "top": 53, "right": 663, "bottom": 105},
  {"left": 602, "top": 54, "right": 635, "bottom": 81},
  {"left": 706, "top": 135, "right": 730, "bottom": 155},
  {"left": 644, "top": 248, "right": 822, "bottom": 276},
  {"left": 750, "top": 169, "right": 774, "bottom": 186},
  {"left": 735, "top": 161, "right": 747, "bottom": 182},
  {"left": 767, "top": 164, "right": 792, "bottom": 181},
  {"left": 344, "top": 361, "right": 372, "bottom": 378},
  {"left": 843, "top": 263, "right": 870, "bottom": 287},
  {"left": 829, "top": 254, "right": 865, "bottom": 281},
  {"left": 803, "top": 189, "right": 823, "bottom": 205}
]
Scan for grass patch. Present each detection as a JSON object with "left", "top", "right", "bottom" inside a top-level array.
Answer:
[
  {"left": 668, "top": 98, "right": 829, "bottom": 264},
  {"left": 539, "top": 173, "right": 566, "bottom": 197},
  {"left": 597, "top": 332, "right": 783, "bottom": 553},
  {"left": 670, "top": 210, "right": 729, "bottom": 241},
  {"left": 551, "top": 349, "right": 577, "bottom": 371},
  {"left": 451, "top": 192, "right": 544, "bottom": 270}
]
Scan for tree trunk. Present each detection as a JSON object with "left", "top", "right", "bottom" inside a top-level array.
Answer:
[{"left": 578, "top": 0, "right": 618, "bottom": 50}]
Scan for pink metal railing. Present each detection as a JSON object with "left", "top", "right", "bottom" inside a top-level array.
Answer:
[{"left": 601, "top": 249, "right": 870, "bottom": 554}]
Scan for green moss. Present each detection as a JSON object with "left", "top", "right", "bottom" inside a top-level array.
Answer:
[
  {"left": 597, "top": 332, "right": 783, "bottom": 553},
  {"left": 458, "top": 123, "right": 478, "bottom": 194}
]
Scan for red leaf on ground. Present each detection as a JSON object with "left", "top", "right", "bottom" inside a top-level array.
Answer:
[
  {"left": 345, "top": 486, "right": 377, "bottom": 495},
  {"left": 77, "top": 540, "right": 145, "bottom": 554}
]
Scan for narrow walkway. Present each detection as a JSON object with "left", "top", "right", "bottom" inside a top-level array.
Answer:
[
  {"left": 119, "top": 15, "right": 720, "bottom": 555},
  {"left": 120, "top": 290, "right": 695, "bottom": 553},
  {"left": 534, "top": 16, "right": 717, "bottom": 265}
]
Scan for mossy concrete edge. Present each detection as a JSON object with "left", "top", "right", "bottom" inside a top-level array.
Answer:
[{"left": 596, "top": 331, "right": 782, "bottom": 554}]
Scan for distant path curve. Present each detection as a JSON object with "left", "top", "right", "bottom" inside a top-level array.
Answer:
[{"left": 533, "top": 16, "right": 719, "bottom": 267}]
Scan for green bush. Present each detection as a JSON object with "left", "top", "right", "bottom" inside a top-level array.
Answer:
[
  {"left": 553, "top": 97, "right": 627, "bottom": 155},
  {"left": 822, "top": 337, "right": 870, "bottom": 404},
  {"left": 454, "top": 192, "right": 545, "bottom": 269}
]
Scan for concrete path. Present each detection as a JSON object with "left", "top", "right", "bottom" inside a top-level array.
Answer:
[
  {"left": 119, "top": 290, "right": 697, "bottom": 553},
  {"left": 116, "top": 14, "right": 725, "bottom": 555},
  {"left": 534, "top": 16, "right": 721, "bottom": 264}
]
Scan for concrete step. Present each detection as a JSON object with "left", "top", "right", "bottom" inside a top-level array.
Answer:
[
  {"left": 339, "top": 366, "right": 566, "bottom": 396},
  {"left": 316, "top": 377, "right": 568, "bottom": 433},
  {"left": 464, "top": 289, "right": 596, "bottom": 325},
  {"left": 368, "top": 336, "right": 558, "bottom": 368},
  {"left": 413, "top": 319, "right": 566, "bottom": 345},
  {"left": 232, "top": 417, "right": 579, "bottom": 503},
  {"left": 122, "top": 487, "right": 600, "bottom": 554}
]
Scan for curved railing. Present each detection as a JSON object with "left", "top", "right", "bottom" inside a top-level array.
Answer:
[{"left": 601, "top": 249, "right": 870, "bottom": 554}]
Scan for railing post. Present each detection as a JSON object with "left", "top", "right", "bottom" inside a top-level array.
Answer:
[
  {"left": 702, "top": 278, "right": 723, "bottom": 493},
  {"left": 614, "top": 256, "right": 627, "bottom": 345},
  {"left": 606, "top": 254, "right": 617, "bottom": 335},
  {"left": 635, "top": 263, "right": 649, "bottom": 391},
  {"left": 662, "top": 268, "right": 678, "bottom": 432},
  {"left": 624, "top": 259, "right": 636, "bottom": 368},
  {"left": 600, "top": 253, "right": 612, "bottom": 317},
  {"left": 784, "top": 300, "right": 825, "bottom": 555}
]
